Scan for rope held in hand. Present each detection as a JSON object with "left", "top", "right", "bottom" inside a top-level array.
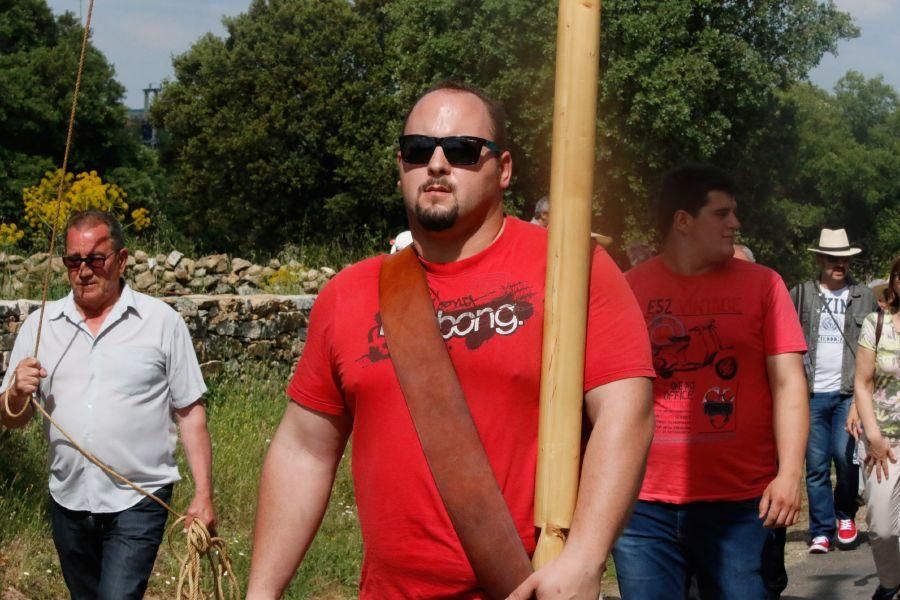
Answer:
[
  {"left": 4, "top": 384, "right": 239, "bottom": 599},
  {"left": 2, "top": 2, "right": 239, "bottom": 597}
]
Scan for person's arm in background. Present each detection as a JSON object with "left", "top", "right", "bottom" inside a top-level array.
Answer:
[
  {"left": 247, "top": 402, "right": 352, "bottom": 599},
  {"left": 854, "top": 345, "right": 895, "bottom": 482},
  {"left": 847, "top": 288, "right": 880, "bottom": 437},
  {"left": 759, "top": 352, "right": 808, "bottom": 527}
]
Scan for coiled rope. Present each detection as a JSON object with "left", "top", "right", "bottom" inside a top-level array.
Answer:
[{"left": 2, "top": 2, "right": 238, "bottom": 597}]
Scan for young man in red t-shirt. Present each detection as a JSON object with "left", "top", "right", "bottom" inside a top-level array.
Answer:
[
  {"left": 614, "top": 164, "right": 808, "bottom": 599},
  {"left": 246, "top": 81, "right": 656, "bottom": 599}
]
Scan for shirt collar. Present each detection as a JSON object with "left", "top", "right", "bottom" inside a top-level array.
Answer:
[{"left": 49, "top": 281, "right": 141, "bottom": 324}]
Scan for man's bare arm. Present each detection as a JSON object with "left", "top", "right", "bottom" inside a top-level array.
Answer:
[
  {"left": 508, "top": 376, "right": 654, "bottom": 599},
  {"left": 759, "top": 352, "right": 808, "bottom": 527},
  {"left": 175, "top": 400, "right": 216, "bottom": 532},
  {"left": 247, "top": 402, "right": 352, "bottom": 599}
]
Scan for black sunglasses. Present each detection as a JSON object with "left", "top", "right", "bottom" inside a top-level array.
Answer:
[
  {"left": 62, "top": 251, "right": 117, "bottom": 270},
  {"left": 823, "top": 255, "right": 850, "bottom": 264},
  {"left": 398, "top": 135, "right": 502, "bottom": 166}
]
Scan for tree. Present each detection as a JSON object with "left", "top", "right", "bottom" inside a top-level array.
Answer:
[
  {"left": 152, "top": 0, "right": 400, "bottom": 254},
  {"left": 22, "top": 168, "right": 150, "bottom": 245},
  {"left": 381, "top": 0, "right": 857, "bottom": 243},
  {"left": 833, "top": 71, "right": 899, "bottom": 144},
  {"left": 751, "top": 77, "right": 900, "bottom": 282},
  {"left": 154, "top": 0, "right": 857, "bottom": 256},
  {"left": 0, "top": 0, "right": 140, "bottom": 223}
]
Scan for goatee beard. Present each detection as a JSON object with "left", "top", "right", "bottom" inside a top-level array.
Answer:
[
  {"left": 416, "top": 203, "right": 459, "bottom": 231},
  {"left": 415, "top": 177, "right": 458, "bottom": 231}
]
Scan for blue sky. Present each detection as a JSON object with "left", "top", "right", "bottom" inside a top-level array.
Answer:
[
  {"left": 809, "top": 0, "right": 900, "bottom": 93},
  {"left": 45, "top": 0, "right": 248, "bottom": 108},
  {"left": 45, "top": 0, "right": 900, "bottom": 109}
]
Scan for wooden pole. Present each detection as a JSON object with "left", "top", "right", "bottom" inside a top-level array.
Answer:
[{"left": 533, "top": 0, "right": 602, "bottom": 568}]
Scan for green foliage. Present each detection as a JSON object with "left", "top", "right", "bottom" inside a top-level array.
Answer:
[
  {"left": 0, "top": 0, "right": 870, "bottom": 275},
  {"left": 594, "top": 0, "right": 857, "bottom": 238},
  {"left": 737, "top": 75, "right": 900, "bottom": 283},
  {"left": 0, "top": 0, "right": 141, "bottom": 221},
  {"left": 383, "top": 0, "right": 558, "bottom": 214},
  {"left": 152, "top": 0, "right": 401, "bottom": 255},
  {"left": 153, "top": 0, "right": 859, "bottom": 260}
]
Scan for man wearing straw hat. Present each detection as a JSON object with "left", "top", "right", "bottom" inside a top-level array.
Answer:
[
  {"left": 615, "top": 164, "right": 808, "bottom": 599},
  {"left": 0, "top": 210, "right": 214, "bottom": 600},
  {"left": 248, "top": 81, "right": 655, "bottom": 599},
  {"left": 789, "top": 228, "right": 875, "bottom": 554}
]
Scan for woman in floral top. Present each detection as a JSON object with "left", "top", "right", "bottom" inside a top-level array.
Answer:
[{"left": 853, "top": 256, "right": 900, "bottom": 600}]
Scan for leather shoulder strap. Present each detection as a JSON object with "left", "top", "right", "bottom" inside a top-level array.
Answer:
[{"left": 378, "top": 246, "right": 533, "bottom": 599}]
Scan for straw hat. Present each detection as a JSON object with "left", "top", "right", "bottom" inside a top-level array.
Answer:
[{"left": 807, "top": 228, "right": 861, "bottom": 257}]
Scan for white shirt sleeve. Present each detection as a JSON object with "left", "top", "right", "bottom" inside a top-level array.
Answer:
[{"left": 165, "top": 313, "right": 207, "bottom": 408}]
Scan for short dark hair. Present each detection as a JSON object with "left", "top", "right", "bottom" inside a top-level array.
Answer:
[
  {"left": 657, "top": 164, "right": 737, "bottom": 238},
  {"left": 402, "top": 80, "right": 508, "bottom": 151},
  {"left": 65, "top": 210, "right": 126, "bottom": 251},
  {"left": 885, "top": 256, "right": 900, "bottom": 312}
]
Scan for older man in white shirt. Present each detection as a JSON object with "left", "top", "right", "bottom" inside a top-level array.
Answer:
[{"left": 1, "top": 210, "right": 213, "bottom": 600}]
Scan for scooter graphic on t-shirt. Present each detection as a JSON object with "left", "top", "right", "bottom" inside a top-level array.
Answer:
[{"left": 649, "top": 316, "right": 737, "bottom": 380}]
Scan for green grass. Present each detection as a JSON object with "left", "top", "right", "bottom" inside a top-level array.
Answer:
[{"left": 0, "top": 364, "right": 361, "bottom": 599}]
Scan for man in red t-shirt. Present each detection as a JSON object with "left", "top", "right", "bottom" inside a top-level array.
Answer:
[
  {"left": 246, "top": 81, "right": 656, "bottom": 599},
  {"left": 613, "top": 164, "right": 808, "bottom": 599}
]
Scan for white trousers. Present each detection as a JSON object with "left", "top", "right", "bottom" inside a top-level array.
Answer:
[{"left": 861, "top": 440, "right": 900, "bottom": 588}]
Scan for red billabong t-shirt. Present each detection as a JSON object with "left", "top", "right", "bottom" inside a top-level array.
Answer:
[
  {"left": 288, "top": 216, "right": 654, "bottom": 598},
  {"left": 626, "top": 256, "right": 806, "bottom": 503}
]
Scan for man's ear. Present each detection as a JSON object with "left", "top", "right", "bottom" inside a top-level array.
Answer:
[
  {"left": 498, "top": 151, "right": 513, "bottom": 190},
  {"left": 672, "top": 209, "right": 692, "bottom": 234},
  {"left": 116, "top": 247, "right": 130, "bottom": 277}
]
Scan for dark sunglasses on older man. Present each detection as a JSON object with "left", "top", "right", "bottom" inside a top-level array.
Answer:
[
  {"left": 398, "top": 135, "right": 502, "bottom": 166},
  {"left": 62, "top": 252, "right": 116, "bottom": 270},
  {"left": 823, "top": 255, "right": 850, "bottom": 264}
]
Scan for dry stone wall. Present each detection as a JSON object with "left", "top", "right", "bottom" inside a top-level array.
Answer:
[
  {"left": 0, "top": 251, "right": 336, "bottom": 296},
  {"left": 0, "top": 294, "right": 316, "bottom": 379}
]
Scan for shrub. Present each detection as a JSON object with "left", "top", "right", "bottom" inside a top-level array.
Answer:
[{"left": 21, "top": 169, "right": 151, "bottom": 245}]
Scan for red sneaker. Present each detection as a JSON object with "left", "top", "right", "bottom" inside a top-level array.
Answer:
[
  {"left": 809, "top": 535, "right": 831, "bottom": 554},
  {"left": 837, "top": 519, "right": 858, "bottom": 545}
]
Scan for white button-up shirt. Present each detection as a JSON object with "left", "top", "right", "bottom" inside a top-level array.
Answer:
[{"left": 2, "top": 285, "right": 206, "bottom": 513}]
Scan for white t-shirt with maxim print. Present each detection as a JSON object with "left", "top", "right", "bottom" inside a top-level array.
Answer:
[
  {"left": 858, "top": 311, "right": 900, "bottom": 440},
  {"left": 813, "top": 285, "right": 849, "bottom": 392}
]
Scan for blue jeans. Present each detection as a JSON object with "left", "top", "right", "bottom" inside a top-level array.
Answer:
[
  {"left": 49, "top": 485, "right": 172, "bottom": 600},
  {"left": 806, "top": 391, "right": 858, "bottom": 540},
  {"left": 613, "top": 498, "right": 770, "bottom": 599}
]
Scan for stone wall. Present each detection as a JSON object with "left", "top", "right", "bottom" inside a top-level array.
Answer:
[
  {"left": 0, "top": 294, "right": 315, "bottom": 379},
  {"left": 0, "top": 251, "right": 336, "bottom": 297}
]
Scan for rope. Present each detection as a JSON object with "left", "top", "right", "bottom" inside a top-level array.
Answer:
[
  {"left": 4, "top": 386, "right": 239, "bottom": 599},
  {"left": 2, "top": 2, "right": 239, "bottom": 597},
  {"left": 32, "top": 0, "right": 96, "bottom": 361}
]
